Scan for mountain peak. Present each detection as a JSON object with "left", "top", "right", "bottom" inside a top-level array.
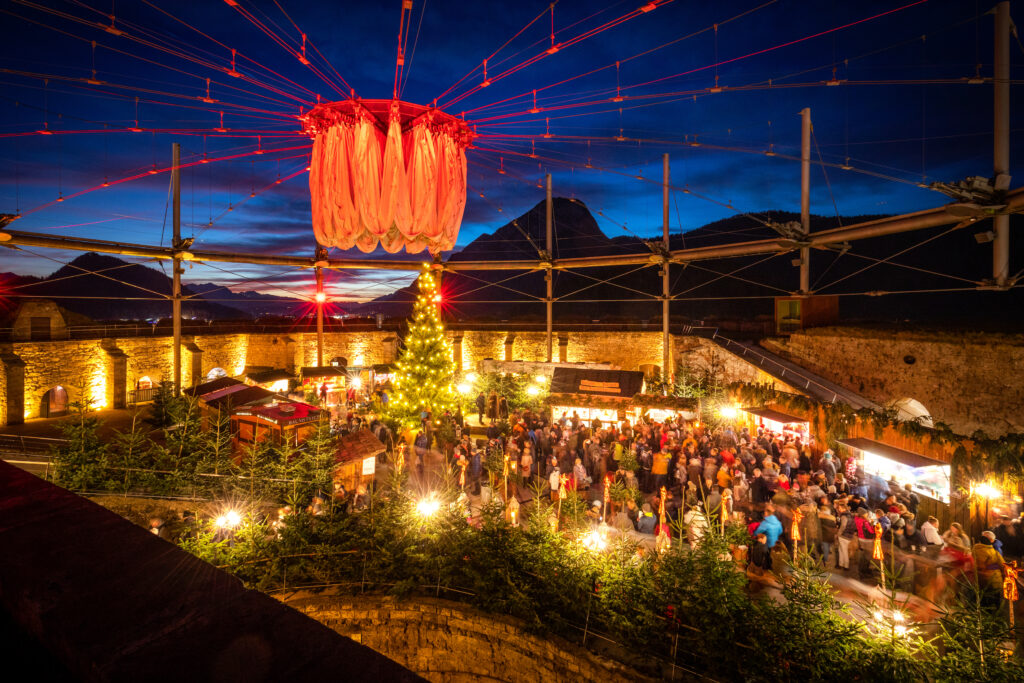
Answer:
[{"left": 451, "top": 197, "right": 611, "bottom": 260}]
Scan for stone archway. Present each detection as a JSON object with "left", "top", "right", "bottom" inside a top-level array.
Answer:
[
  {"left": 41, "top": 385, "right": 69, "bottom": 418},
  {"left": 890, "top": 397, "right": 934, "bottom": 428}
]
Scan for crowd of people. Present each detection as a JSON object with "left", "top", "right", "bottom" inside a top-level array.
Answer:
[{"left": 415, "top": 403, "right": 1022, "bottom": 602}]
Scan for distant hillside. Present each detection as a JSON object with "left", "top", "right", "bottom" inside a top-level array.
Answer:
[{"left": 8, "top": 253, "right": 251, "bottom": 321}]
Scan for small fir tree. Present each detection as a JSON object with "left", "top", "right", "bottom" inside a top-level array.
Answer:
[{"left": 389, "top": 269, "right": 457, "bottom": 422}]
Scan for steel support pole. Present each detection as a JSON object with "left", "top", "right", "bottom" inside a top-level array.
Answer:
[
  {"left": 993, "top": 1, "right": 1011, "bottom": 287},
  {"left": 800, "top": 107, "right": 811, "bottom": 294},
  {"left": 545, "top": 173, "right": 553, "bottom": 362},
  {"left": 662, "top": 153, "right": 671, "bottom": 390},
  {"left": 171, "top": 142, "right": 182, "bottom": 395},
  {"left": 315, "top": 266, "right": 324, "bottom": 367}
]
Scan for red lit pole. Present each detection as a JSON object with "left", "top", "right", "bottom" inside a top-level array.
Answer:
[{"left": 315, "top": 265, "right": 324, "bottom": 367}]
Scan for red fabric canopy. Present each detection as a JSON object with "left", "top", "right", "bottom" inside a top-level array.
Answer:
[{"left": 304, "top": 99, "right": 474, "bottom": 254}]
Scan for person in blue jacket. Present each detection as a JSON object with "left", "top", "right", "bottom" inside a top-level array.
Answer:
[{"left": 755, "top": 503, "right": 784, "bottom": 548}]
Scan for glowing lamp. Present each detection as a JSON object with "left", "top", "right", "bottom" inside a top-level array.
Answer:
[
  {"left": 718, "top": 406, "right": 739, "bottom": 420},
  {"left": 580, "top": 530, "right": 608, "bottom": 552},
  {"left": 349, "top": 376, "right": 363, "bottom": 389},
  {"left": 315, "top": 291, "right": 327, "bottom": 303},
  {"left": 215, "top": 509, "right": 242, "bottom": 529},
  {"left": 527, "top": 385, "right": 540, "bottom": 396},
  {"left": 534, "top": 375, "right": 547, "bottom": 384},
  {"left": 457, "top": 383, "right": 472, "bottom": 395},
  {"left": 465, "top": 372, "right": 478, "bottom": 383},
  {"left": 433, "top": 294, "right": 442, "bottom": 303},
  {"left": 416, "top": 498, "right": 441, "bottom": 518},
  {"left": 972, "top": 482, "right": 1001, "bottom": 499}
]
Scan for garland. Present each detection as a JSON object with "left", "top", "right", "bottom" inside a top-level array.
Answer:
[{"left": 728, "top": 382, "right": 1024, "bottom": 481}]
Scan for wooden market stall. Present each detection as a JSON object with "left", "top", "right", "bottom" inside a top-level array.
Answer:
[
  {"left": 230, "top": 401, "right": 326, "bottom": 450},
  {"left": 299, "top": 366, "right": 347, "bottom": 405},
  {"left": 741, "top": 406, "right": 814, "bottom": 446},
  {"left": 548, "top": 367, "right": 645, "bottom": 425},
  {"left": 333, "top": 428, "right": 386, "bottom": 493},
  {"left": 244, "top": 368, "right": 296, "bottom": 393}
]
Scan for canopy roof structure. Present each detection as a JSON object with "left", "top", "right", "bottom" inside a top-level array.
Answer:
[{"left": 838, "top": 437, "right": 948, "bottom": 469}]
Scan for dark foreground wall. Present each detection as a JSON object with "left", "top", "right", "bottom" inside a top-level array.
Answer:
[{"left": 0, "top": 461, "right": 421, "bottom": 683}]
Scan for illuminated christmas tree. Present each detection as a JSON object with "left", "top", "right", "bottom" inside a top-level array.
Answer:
[{"left": 389, "top": 267, "right": 457, "bottom": 423}]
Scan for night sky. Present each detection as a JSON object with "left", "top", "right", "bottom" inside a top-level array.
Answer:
[{"left": 0, "top": 0, "right": 1020, "bottom": 301}]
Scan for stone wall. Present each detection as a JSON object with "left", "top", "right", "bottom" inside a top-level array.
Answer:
[
  {"left": 761, "top": 327, "right": 1024, "bottom": 436},
  {"left": 280, "top": 591, "right": 647, "bottom": 683},
  {"left": 674, "top": 335, "right": 794, "bottom": 390}
]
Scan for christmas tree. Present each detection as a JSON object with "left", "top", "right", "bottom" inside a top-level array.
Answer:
[{"left": 389, "top": 268, "right": 457, "bottom": 423}]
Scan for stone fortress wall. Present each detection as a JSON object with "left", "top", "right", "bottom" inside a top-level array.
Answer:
[
  {"left": 1, "top": 325, "right": 1020, "bottom": 437},
  {"left": 761, "top": 327, "right": 1024, "bottom": 437},
  {"left": 280, "top": 591, "right": 648, "bottom": 683}
]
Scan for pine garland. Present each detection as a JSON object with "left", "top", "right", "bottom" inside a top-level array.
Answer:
[{"left": 729, "top": 382, "right": 1024, "bottom": 481}]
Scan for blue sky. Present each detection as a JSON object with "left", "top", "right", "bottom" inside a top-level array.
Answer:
[{"left": 1, "top": 0, "right": 1020, "bottom": 301}]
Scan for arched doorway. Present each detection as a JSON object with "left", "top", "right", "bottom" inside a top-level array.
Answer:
[
  {"left": 206, "top": 367, "right": 228, "bottom": 380},
  {"left": 890, "top": 398, "right": 934, "bottom": 428},
  {"left": 42, "top": 385, "right": 69, "bottom": 418},
  {"left": 330, "top": 356, "right": 348, "bottom": 368}
]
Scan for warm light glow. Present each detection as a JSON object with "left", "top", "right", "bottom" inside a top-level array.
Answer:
[
  {"left": 580, "top": 530, "right": 608, "bottom": 552},
  {"left": 315, "top": 291, "right": 327, "bottom": 303},
  {"left": 527, "top": 385, "right": 540, "bottom": 396},
  {"left": 350, "top": 376, "right": 363, "bottom": 390},
  {"left": 457, "top": 383, "right": 472, "bottom": 395},
  {"left": 718, "top": 405, "right": 739, "bottom": 419},
  {"left": 465, "top": 372, "right": 478, "bottom": 383},
  {"left": 215, "top": 510, "right": 242, "bottom": 529},
  {"left": 971, "top": 482, "right": 1001, "bottom": 499},
  {"left": 534, "top": 375, "right": 547, "bottom": 384},
  {"left": 416, "top": 498, "right": 441, "bottom": 518}
]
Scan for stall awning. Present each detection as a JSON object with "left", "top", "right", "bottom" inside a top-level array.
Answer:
[
  {"left": 206, "top": 386, "right": 278, "bottom": 409},
  {"left": 235, "top": 401, "right": 326, "bottom": 426},
  {"left": 300, "top": 366, "right": 347, "bottom": 379},
  {"left": 335, "top": 429, "right": 386, "bottom": 465},
  {"left": 185, "top": 377, "right": 243, "bottom": 397},
  {"left": 837, "top": 437, "right": 946, "bottom": 469},
  {"left": 246, "top": 369, "right": 296, "bottom": 384},
  {"left": 550, "top": 368, "right": 644, "bottom": 398},
  {"left": 743, "top": 407, "right": 808, "bottom": 424}
]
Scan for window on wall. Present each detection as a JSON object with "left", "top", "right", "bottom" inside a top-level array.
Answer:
[
  {"left": 207, "top": 367, "right": 228, "bottom": 379},
  {"left": 137, "top": 376, "right": 153, "bottom": 390}
]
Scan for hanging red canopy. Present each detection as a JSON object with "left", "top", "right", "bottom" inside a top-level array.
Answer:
[{"left": 303, "top": 99, "right": 475, "bottom": 255}]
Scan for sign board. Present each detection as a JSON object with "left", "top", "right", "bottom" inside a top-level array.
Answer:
[{"left": 361, "top": 456, "right": 376, "bottom": 476}]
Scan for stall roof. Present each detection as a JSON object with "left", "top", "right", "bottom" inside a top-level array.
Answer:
[
  {"left": 743, "top": 407, "right": 809, "bottom": 425},
  {"left": 335, "top": 429, "right": 386, "bottom": 464},
  {"left": 550, "top": 367, "right": 644, "bottom": 398},
  {"left": 246, "top": 369, "right": 296, "bottom": 384},
  {"left": 235, "top": 401, "right": 325, "bottom": 426},
  {"left": 300, "top": 366, "right": 347, "bottom": 379},
  {"left": 205, "top": 385, "right": 277, "bottom": 409},
  {"left": 184, "top": 376, "right": 243, "bottom": 397},
  {"left": 837, "top": 437, "right": 947, "bottom": 469}
]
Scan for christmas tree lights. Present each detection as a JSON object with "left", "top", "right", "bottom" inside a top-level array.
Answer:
[{"left": 388, "top": 267, "right": 457, "bottom": 423}]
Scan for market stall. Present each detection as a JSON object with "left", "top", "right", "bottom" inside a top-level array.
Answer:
[
  {"left": 548, "top": 367, "right": 645, "bottom": 425},
  {"left": 743, "top": 406, "right": 813, "bottom": 445},
  {"left": 231, "top": 400, "right": 326, "bottom": 450},
  {"left": 626, "top": 396, "right": 699, "bottom": 424},
  {"left": 244, "top": 368, "right": 296, "bottom": 394},
  {"left": 838, "top": 436, "right": 952, "bottom": 529},
  {"left": 334, "top": 428, "right": 385, "bottom": 493},
  {"left": 299, "top": 366, "right": 347, "bottom": 405}
]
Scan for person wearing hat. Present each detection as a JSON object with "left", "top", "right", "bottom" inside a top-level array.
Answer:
[
  {"left": 637, "top": 503, "right": 657, "bottom": 534},
  {"left": 973, "top": 531, "right": 1005, "bottom": 604}
]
